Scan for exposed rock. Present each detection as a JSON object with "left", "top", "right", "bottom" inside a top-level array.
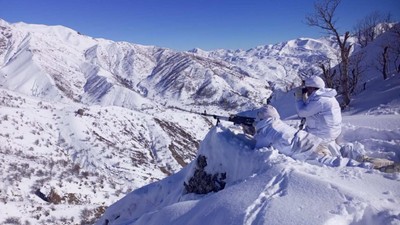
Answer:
[{"left": 184, "top": 155, "right": 226, "bottom": 194}]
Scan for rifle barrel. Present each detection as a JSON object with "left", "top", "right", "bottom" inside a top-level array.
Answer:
[{"left": 172, "top": 107, "right": 254, "bottom": 126}]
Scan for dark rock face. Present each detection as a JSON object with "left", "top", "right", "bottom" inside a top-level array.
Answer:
[{"left": 184, "top": 155, "right": 226, "bottom": 194}]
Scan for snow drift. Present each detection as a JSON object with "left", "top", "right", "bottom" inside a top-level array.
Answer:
[
  {"left": 96, "top": 120, "right": 400, "bottom": 225},
  {"left": 1, "top": 18, "right": 400, "bottom": 225}
]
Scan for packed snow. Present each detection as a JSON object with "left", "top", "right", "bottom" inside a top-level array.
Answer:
[
  {"left": 96, "top": 74, "right": 400, "bottom": 225},
  {"left": 0, "top": 18, "right": 399, "bottom": 225}
]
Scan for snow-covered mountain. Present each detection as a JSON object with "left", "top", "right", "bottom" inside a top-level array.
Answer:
[
  {"left": 97, "top": 111, "right": 400, "bottom": 225},
  {"left": 95, "top": 24, "right": 400, "bottom": 225},
  {"left": 0, "top": 19, "right": 268, "bottom": 111},
  {"left": 1, "top": 18, "right": 399, "bottom": 225},
  {"left": 0, "top": 18, "right": 349, "bottom": 112}
]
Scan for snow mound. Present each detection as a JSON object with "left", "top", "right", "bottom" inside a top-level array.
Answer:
[{"left": 96, "top": 124, "right": 400, "bottom": 225}]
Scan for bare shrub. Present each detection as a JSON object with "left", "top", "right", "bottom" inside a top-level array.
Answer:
[
  {"left": 48, "top": 189, "right": 62, "bottom": 204},
  {"left": 3, "top": 217, "right": 21, "bottom": 224}
]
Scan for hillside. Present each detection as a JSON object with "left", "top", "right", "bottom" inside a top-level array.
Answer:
[
  {"left": 1, "top": 18, "right": 399, "bottom": 225},
  {"left": 97, "top": 112, "right": 400, "bottom": 225},
  {"left": 95, "top": 24, "right": 400, "bottom": 225}
]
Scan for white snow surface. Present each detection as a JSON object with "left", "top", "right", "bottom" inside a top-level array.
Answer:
[
  {"left": 97, "top": 113, "right": 400, "bottom": 225},
  {"left": 0, "top": 19, "right": 399, "bottom": 225},
  {"left": 96, "top": 75, "right": 400, "bottom": 225}
]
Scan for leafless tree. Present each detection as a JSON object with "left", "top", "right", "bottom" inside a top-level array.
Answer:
[
  {"left": 389, "top": 25, "right": 400, "bottom": 74},
  {"left": 381, "top": 46, "right": 389, "bottom": 80},
  {"left": 353, "top": 11, "right": 393, "bottom": 48},
  {"left": 318, "top": 57, "right": 337, "bottom": 89},
  {"left": 306, "top": 0, "right": 352, "bottom": 108},
  {"left": 349, "top": 51, "right": 366, "bottom": 93},
  {"left": 376, "top": 24, "right": 400, "bottom": 79}
]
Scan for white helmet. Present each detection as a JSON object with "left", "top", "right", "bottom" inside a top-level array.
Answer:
[{"left": 305, "top": 76, "right": 325, "bottom": 89}]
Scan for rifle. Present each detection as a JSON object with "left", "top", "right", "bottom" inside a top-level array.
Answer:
[
  {"left": 290, "top": 117, "right": 306, "bottom": 146},
  {"left": 173, "top": 107, "right": 255, "bottom": 126},
  {"left": 298, "top": 117, "right": 306, "bottom": 130}
]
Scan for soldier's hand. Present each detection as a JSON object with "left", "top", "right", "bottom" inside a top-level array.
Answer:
[
  {"left": 294, "top": 88, "right": 304, "bottom": 101},
  {"left": 242, "top": 124, "right": 255, "bottom": 136}
]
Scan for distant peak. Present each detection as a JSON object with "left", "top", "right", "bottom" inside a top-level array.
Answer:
[
  {"left": 0, "top": 18, "right": 10, "bottom": 27},
  {"left": 188, "top": 48, "right": 208, "bottom": 53},
  {"left": 187, "top": 48, "right": 210, "bottom": 57}
]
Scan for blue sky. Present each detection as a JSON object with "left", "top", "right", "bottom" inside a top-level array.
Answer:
[{"left": 1, "top": 0, "right": 399, "bottom": 51}]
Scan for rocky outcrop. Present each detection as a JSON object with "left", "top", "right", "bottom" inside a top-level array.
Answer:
[{"left": 184, "top": 155, "right": 226, "bottom": 194}]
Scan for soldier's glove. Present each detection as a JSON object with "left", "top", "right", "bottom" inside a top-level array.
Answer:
[
  {"left": 294, "top": 88, "right": 304, "bottom": 101},
  {"left": 242, "top": 124, "right": 255, "bottom": 136}
]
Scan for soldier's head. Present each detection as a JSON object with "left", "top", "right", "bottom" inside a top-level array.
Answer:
[{"left": 304, "top": 76, "right": 325, "bottom": 95}]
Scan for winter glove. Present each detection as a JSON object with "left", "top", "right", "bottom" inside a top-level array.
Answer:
[
  {"left": 242, "top": 124, "right": 255, "bottom": 136},
  {"left": 315, "top": 144, "right": 331, "bottom": 157},
  {"left": 294, "top": 88, "right": 304, "bottom": 101}
]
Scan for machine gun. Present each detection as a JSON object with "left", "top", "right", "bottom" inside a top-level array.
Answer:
[
  {"left": 174, "top": 107, "right": 255, "bottom": 126},
  {"left": 200, "top": 111, "right": 255, "bottom": 126}
]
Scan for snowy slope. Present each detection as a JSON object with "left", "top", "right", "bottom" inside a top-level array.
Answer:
[
  {"left": 95, "top": 66, "right": 400, "bottom": 225},
  {"left": 96, "top": 116, "right": 400, "bottom": 225},
  {"left": 96, "top": 77, "right": 400, "bottom": 225},
  {"left": 96, "top": 26, "right": 400, "bottom": 225},
  {"left": 0, "top": 18, "right": 274, "bottom": 112},
  {"left": 1, "top": 18, "right": 353, "bottom": 114},
  {"left": 1, "top": 18, "right": 399, "bottom": 225},
  {"left": 0, "top": 88, "right": 210, "bottom": 224}
]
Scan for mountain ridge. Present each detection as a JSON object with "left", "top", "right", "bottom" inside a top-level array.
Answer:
[
  {"left": 1, "top": 18, "right": 399, "bottom": 224},
  {"left": 0, "top": 18, "right": 345, "bottom": 112}
]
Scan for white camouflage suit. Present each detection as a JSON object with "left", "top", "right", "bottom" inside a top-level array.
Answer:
[
  {"left": 252, "top": 105, "right": 341, "bottom": 166},
  {"left": 295, "top": 78, "right": 342, "bottom": 156},
  {"left": 249, "top": 76, "right": 396, "bottom": 171},
  {"left": 295, "top": 88, "right": 342, "bottom": 142}
]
